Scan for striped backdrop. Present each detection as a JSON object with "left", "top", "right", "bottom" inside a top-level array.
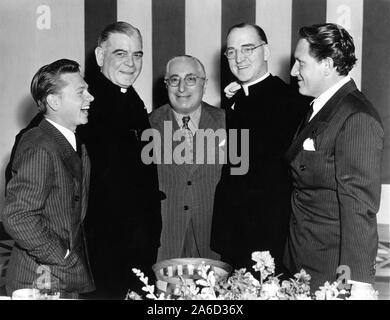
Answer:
[{"left": 0, "top": 0, "right": 389, "bottom": 223}]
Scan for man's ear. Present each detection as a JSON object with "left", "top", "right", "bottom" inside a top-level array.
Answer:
[
  {"left": 323, "top": 57, "right": 334, "bottom": 76},
  {"left": 263, "top": 44, "right": 270, "bottom": 62},
  {"left": 95, "top": 46, "right": 104, "bottom": 67},
  {"left": 46, "top": 94, "right": 59, "bottom": 111},
  {"left": 202, "top": 79, "right": 208, "bottom": 96}
]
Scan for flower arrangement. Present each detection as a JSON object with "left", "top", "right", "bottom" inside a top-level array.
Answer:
[{"left": 126, "top": 251, "right": 378, "bottom": 300}]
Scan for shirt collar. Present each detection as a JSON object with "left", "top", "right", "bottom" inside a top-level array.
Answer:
[
  {"left": 45, "top": 118, "right": 77, "bottom": 151},
  {"left": 242, "top": 72, "right": 270, "bottom": 96},
  {"left": 172, "top": 105, "right": 202, "bottom": 135},
  {"left": 310, "top": 76, "right": 351, "bottom": 121}
]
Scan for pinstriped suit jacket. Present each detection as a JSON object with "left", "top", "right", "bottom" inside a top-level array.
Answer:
[
  {"left": 149, "top": 102, "right": 225, "bottom": 261},
  {"left": 284, "top": 79, "right": 384, "bottom": 291},
  {"left": 1, "top": 118, "right": 94, "bottom": 295}
]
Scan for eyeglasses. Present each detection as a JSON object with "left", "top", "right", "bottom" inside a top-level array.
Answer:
[
  {"left": 164, "top": 74, "right": 206, "bottom": 87},
  {"left": 224, "top": 43, "right": 266, "bottom": 60}
]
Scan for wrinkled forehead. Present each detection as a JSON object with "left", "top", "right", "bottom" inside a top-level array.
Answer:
[
  {"left": 227, "top": 26, "right": 261, "bottom": 47},
  {"left": 167, "top": 57, "right": 204, "bottom": 77},
  {"left": 103, "top": 32, "right": 142, "bottom": 50}
]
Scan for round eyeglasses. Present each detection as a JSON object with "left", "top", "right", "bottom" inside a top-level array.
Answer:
[
  {"left": 164, "top": 75, "right": 206, "bottom": 87},
  {"left": 224, "top": 43, "right": 266, "bottom": 60}
]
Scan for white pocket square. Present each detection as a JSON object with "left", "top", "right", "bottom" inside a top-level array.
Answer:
[{"left": 303, "top": 138, "right": 316, "bottom": 151}]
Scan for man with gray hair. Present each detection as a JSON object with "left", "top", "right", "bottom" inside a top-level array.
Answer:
[
  {"left": 149, "top": 55, "right": 225, "bottom": 261},
  {"left": 78, "top": 21, "right": 162, "bottom": 299}
]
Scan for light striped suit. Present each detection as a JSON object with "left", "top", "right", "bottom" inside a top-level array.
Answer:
[
  {"left": 284, "top": 79, "right": 384, "bottom": 291},
  {"left": 149, "top": 102, "right": 225, "bottom": 262},
  {"left": 1, "top": 118, "right": 94, "bottom": 296}
]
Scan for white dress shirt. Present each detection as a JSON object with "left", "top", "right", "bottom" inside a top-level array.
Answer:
[
  {"left": 309, "top": 76, "right": 351, "bottom": 122},
  {"left": 172, "top": 105, "right": 202, "bottom": 135},
  {"left": 45, "top": 118, "right": 77, "bottom": 151}
]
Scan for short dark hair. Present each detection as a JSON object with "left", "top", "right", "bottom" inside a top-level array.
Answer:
[
  {"left": 227, "top": 23, "right": 268, "bottom": 44},
  {"left": 97, "top": 21, "right": 142, "bottom": 47},
  {"left": 298, "top": 23, "right": 357, "bottom": 76},
  {"left": 30, "top": 59, "right": 80, "bottom": 114}
]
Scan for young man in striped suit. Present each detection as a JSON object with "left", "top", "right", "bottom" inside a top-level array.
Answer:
[
  {"left": 284, "top": 23, "right": 384, "bottom": 291},
  {"left": 2, "top": 59, "right": 95, "bottom": 298}
]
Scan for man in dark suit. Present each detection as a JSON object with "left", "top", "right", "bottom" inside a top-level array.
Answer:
[
  {"left": 1, "top": 59, "right": 95, "bottom": 298},
  {"left": 149, "top": 55, "right": 225, "bottom": 262},
  {"left": 211, "top": 23, "right": 307, "bottom": 275},
  {"left": 78, "top": 22, "right": 162, "bottom": 299},
  {"left": 284, "top": 23, "right": 384, "bottom": 291}
]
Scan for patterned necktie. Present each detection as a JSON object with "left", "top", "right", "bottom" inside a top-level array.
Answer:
[{"left": 182, "top": 116, "right": 193, "bottom": 163}]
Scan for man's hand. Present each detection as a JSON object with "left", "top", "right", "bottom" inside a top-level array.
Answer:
[{"left": 224, "top": 81, "right": 241, "bottom": 99}]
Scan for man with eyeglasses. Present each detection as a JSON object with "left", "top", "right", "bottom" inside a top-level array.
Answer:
[
  {"left": 211, "top": 23, "right": 308, "bottom": 275},
  {"left": 149, "top": 55, "right": 225, "bottom": 261},
  {"left": 78, "top": 21, "right": 162, "bottom": 299}
]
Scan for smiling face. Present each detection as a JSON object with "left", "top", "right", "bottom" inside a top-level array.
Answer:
[
  {"left": 95, "top": 32, "right": 143, "bottom": 88},
  {"left": 226, "top": 25, "right": 269, "bottom": 84},
  {"left": 166, "top": 57, "right": 206, "bottom": 115},
  {"left": 49, "top": 72, "right": 94, "bottom": 132},
  {"left": 291, "top": 38, "right": 327, "bottom": 98}
]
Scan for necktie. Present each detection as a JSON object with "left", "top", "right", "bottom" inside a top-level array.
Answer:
[
  {"left": 182, "top": 116, "right": 193, "bottom": 163},
  {"left": 296, "top": 106, "right": 314, "bottom": 136},
  {"left": 75, "top": 133, "right": 82, "bottom": 158}
]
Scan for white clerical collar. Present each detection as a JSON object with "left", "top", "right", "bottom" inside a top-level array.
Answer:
[
  {"left": 242, "top": 72, "right": 270, "bottom": 96},
  {"left": 120, "top": 88, "right": 127, "bottom": 93},
  {"left": 172, "top": 105, "right": 202, "bottom": 135},
  {"left": 45, "top": 118, "right": 77, "bottom": 151},
  {"left": 309, "top": 76, "right": 351, "bottom": 121}
]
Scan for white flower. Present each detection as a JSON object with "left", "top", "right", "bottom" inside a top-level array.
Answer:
[
  {"left": 261, "top": 282, "right": 280, "bottom": 297},
  {"left": 251, "top": 251, "right": 275, "bottom": 279}
]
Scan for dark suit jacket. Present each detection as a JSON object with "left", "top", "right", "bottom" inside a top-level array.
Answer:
[
  {"left": 211, "top": 75, "right": 309, "bottom": 273},
  {"left": 77, "top": 72, "right": 162, "bottom": 299},
  {"left": 2, "top": 118, "right": 94, "bottom": 295},
  {"left": 149, "top": 102, "right": 225, "bottom": 261},
  {"left": 284, "top": 79, "right": 384, "bottom": 291}
]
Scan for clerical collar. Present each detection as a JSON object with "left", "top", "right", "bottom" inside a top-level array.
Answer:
[
  {"left": 120, "top": 88, "right": 127, "bottom": 93},
  {"left": 172, "top": 105, "right": 202, "bottom": 135},
  {"left": 45, "top": 117, "right": 77, "bottom": 151},
  {"left": 309, "top": 76, "right": 351, "bottom": 122},
  {"left": 242, "top": 72, "right": 270, "bottom": 96}
]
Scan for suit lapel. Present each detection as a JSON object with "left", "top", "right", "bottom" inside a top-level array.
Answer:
[
  {"left": 286, "top": 80, "right": 358, "bottom": 163},
  {"left": 80, "top": 144, "right": 90, "bottom": 221},
  {"left": 189, "top": 102, "right": 220, "bottom": 176},
  {"left": 39, "top": 119, "right": 82, "bottom": 181},
  {"left": 155, "top": 105, "right": 188, "bottom": 179}
]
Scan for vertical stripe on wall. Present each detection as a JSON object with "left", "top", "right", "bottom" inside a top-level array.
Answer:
[
  {"left": 291, "top": 0, "right": 327, "bottom": 54},
  {"left": 327, "top": 0, "right": 363, "bottom": 89},
  {"left": 362, "top": 0, "right": 390, "bottom": 184},
  {"left": 118, "top": 0, "right": 153, "bottom": 112},
  {"left": 291, "top": 0, "right": 327, "bottom": 86},
  {"left": 221, "top": 0, "right": 256, "bottom": 97},
  {"left": 185, "top": 0, "right": 222, "bottom": 107},
  {"left": 84, "top": 0, "right": 117, "bottom": 80},
  {"left": 256, "top": 0, "right": 292, "bottom": 83},
  {"left": 152, "top": 0, "right": 186, "bottom": 109}
]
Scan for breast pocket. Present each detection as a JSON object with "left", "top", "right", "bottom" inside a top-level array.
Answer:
[{"left": 297, "top": 149, "right": 336, "bottom": 189}]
